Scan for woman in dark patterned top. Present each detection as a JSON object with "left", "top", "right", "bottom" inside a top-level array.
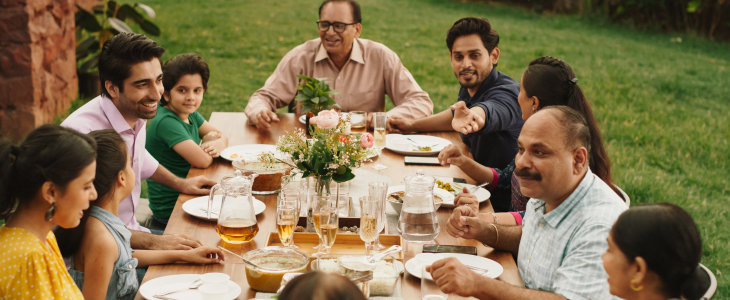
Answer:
[{"left": 439, "top": 56, "right": 621, "bottom": 225}]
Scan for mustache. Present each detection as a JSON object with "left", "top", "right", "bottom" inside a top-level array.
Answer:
[
  {"left": 515, "top": 167, "right": 542, "bottom": 181},
  {"left": 459, "top": 69, "right": 477, "bottom": 75}
]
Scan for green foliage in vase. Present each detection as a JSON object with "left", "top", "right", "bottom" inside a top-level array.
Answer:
[{"left": 294, "top": 75, "right": 340, "bottom": 115}]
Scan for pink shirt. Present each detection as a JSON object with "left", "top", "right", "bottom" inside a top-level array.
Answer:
[
  {"left": 244, "top": 38, "right": 433, "bottom": 122},
  {"left": 61, "top": 95, "right": 159, "bottom": 232}
]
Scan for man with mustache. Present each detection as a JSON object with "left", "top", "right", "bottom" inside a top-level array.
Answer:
[
  {"left": 244, "top": 0, "right": 433, "bottom": 131},
  {"left": 62, "top": 33, "right": 215, "bottom": 250},
  {"left": 431, "top": 106, "right": 627, "bottom": 300},
  {"left": 388, "top": 17, "right": 523, "bottom": 171}
]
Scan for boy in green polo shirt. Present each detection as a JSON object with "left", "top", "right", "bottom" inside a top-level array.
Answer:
[{"left": 146, "top": 53, "right": 228, "bottom": 225}]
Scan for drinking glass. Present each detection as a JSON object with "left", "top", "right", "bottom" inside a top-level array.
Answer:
[
  {"left": 421, "top": 266, "right": 448, "bottom": 300},
  {"left": 372, "top": 112, "right": 387, "bottom": 170},
  {"left": 276, "top": 201, "right": 298, "bottom": 249},
  {"left": 368, "top": 181, "right": 389, "bottom": 250},
  {"left": 312, "top": 194, "right": 335, "bottom": 255},
  {"left": 359, "top": 196, "right": 381, "bottom": 256},
  {"left": 350, "top": 111, "right": 367, "bottom": 133},
  {"left": 334, "top": 188, "right": 350, "bottom": 217},
  {"left": 280, "top": 190, "right": 302, "bottom": 249},
  {"left": 318, "top": 205, "right": 339, "bottom": 255}
]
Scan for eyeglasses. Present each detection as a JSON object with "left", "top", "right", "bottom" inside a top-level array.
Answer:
[{"left": 316, "top": 21, "right": 356, "bottom": 33}]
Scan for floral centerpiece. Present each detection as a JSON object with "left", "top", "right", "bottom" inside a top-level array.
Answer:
[{"left": 258, "top": 109, "right": 374, "bottom": 195}]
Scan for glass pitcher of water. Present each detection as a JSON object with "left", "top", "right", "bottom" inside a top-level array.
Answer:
[
  {"left": 397, "top": 170, "right": 439, "bottom": 242},
  {"left": 208, "top": 170, "right": 259, "bottom": 244}
]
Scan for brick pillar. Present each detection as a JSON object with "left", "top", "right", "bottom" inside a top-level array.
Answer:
[{"left": 0, "top": 0, "right": 97, "bottom": 142}]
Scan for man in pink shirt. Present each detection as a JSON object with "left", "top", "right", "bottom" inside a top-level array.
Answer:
[
  {"left": 244, "top": 0, "right": 433, "bottom": 131},
  {"left": 62, "top": 33, "right": 216, "bottom": 250}
]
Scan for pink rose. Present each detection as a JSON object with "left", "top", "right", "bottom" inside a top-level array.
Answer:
[
  {"left": 315, "top": 109, "right": 339, "bottom": 129},
  {"left": 309, "top": 116, "right": 318, "bottom": 124},
  {"left": 360, "top": 133, "right": 374, "bottom": 148}
]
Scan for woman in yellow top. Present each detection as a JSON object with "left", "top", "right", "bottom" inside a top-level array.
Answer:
[{"left": 0, "top": 124, "right": 98, "bottom": 299}]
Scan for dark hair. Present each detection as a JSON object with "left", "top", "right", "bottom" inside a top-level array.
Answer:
[
  {"left": 55, "top": 129, "right": 128, "bottom": 257},
  {"left": 88, "top": 130, "right": 128, "bottom": 202},
  {"left": 160, "top": 53, "right": 210, "bottom": 106},
  {"left": 611, "top": 203, "right": 704, "bottom": 300},
  {"left": 446, "top": 17, "right": 500, "bottom": 66},
  {"left": 98, "top": 32, "right": 165, "bottom": 98},
  {"left": 522, "top": 56, "right": 617, "bottom": 195},
  {"left": 540, "top": 106, "right": 591, "bottom": 154},
  {"left": 319, "top": 0, "right": 362, "bottom": 23},
  {"left": 0, "top": 125, "right": 96, "bottom": 219},
  {"left": 279, "top": 272, "right": 367, "bottom": 300}
]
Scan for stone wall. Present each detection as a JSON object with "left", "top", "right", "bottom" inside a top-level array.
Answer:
[{"left": 0, "top": 0, "right": 97, "bottom": 142}]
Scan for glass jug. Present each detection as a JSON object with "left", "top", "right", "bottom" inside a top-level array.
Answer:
[
  {"left": 397, "top": 170, "right": 439, "bottom": 242},
  {"left": 209, "top": 170, "right": 259, "bottom": 244}
]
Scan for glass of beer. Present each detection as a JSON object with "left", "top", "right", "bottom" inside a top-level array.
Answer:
[
  {"left": 372, "top": 112, "right": 387, "bottom": 170},
  {"left": 318, "top": 205, "right": 339, "bottom": 255},
  {"left": 350, "top": 111, "right": 367, "bottom": 133},
  {"left": 359, "top": 196, "right": 381, "bottom": 255},
  {"left": 277, "top": 200, "right": 298, "bottom": 248}
]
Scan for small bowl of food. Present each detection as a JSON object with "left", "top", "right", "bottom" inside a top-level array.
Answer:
[
  {"left": 386, "top": 190, "right": 444, "bottom": 215},
  {"left": 232, "top": 161, "right": 291, "bottom": 195},
  {"left": 242, "top": 246, "right": 310, "bottom": 293}
]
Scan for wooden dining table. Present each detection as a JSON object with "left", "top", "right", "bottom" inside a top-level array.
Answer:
[{"left": 134, "top": 113, "right": 523, "bottom": 300}]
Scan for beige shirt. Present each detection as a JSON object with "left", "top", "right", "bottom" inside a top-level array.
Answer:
[{"left": 244, "top": 38, "right": 433, "bottom": 123}]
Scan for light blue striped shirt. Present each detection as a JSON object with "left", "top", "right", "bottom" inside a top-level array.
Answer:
[{"left": 518, "top": 171, "right": 627, "bottom": 300}]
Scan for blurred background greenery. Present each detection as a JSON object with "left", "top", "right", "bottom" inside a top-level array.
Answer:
[{"left": 56, "top": 0, "right": 729, "bottom": 297}]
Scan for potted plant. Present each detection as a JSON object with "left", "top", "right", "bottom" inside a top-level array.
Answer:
[
  {"left": 75, "top": 1, "right": 160, "bottom": 98},
  {"left": 294, "top": 75, "right": 340, "bottom": 135}
]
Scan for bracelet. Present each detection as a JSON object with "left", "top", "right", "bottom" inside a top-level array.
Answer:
[
  {"left": 486, "top": 223, "right": 499, "bottom": 246},
  {"left": 487, "top": 212, "right": 498, "bottom": 225}
]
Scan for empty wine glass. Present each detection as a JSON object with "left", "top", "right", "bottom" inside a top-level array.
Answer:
[
  {"left": 372, "top": 112, "right": 387, "bottom": 170},
  {"left": 359, "top": 196, "right": 381, "bottom": 256}
]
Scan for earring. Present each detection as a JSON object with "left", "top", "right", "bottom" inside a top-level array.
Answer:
[
  {"left": 630, "top": 279, "right": 643, "bottom": 291},
  {"left": 45, "top": 203, "right": 56, "bottom": 222},
  {"left": 531, "top": 107, "right": 536, "bottom": 114}
]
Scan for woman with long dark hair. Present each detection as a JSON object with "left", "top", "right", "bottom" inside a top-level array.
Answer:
[
  {"left": 440, "top": 56, "right": 621, "bottom": 225},
  {"left": 603, "top": 203, "right": 706, "bottom": 300},
  {"left": 0, "top": 125, "right": 98, "bottom": 299}
]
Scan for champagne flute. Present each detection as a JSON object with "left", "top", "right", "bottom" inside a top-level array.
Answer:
[
  {"left": 312, "top": 194, "right": 334, "bottom": 255},
  {"left": 280, "top": 189, "right": 302, "bottom": 249},
  {"left": 359, "top": 196, "right": 381, "bottom": 256},
  {"left": 276, "top": 201, "right": 298, "bottom": 249},
  {"left": 372, "top": 112, "right": 388, "bottom": 170},
  {"left": 319, "top": 205, "right": 339, "bottom": 255},
  {"left": 368, "top": 181, "right": 389, "bottom": 250}
]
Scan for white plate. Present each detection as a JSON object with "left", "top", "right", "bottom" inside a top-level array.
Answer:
[
  {"left": 384, "top": 134, "right": 452, "bottom": 156},
  {"left": 182, "top": 195, "right": 266, "bottom": 221},
  {"left": 438, "top": 183, "right": 491, "bottom": 209},
  {"left": 405, "top": 253, "right": 503, "bottom": 279},
  {"left": 387, "top": 185, "right": 455, "bottom": 206},
  {"left": 139, "top": 274, "right": 241, "bottom": 300},
  {"left": 299, "top": 114, "right": 306, "bottom": 124},
  {"left": 220, "top": 144, "right": 278, "bottom": 162}
]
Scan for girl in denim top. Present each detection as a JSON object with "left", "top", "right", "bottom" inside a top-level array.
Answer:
[{"left": 67, "top": 130, "right": 225, "bottom": 300}]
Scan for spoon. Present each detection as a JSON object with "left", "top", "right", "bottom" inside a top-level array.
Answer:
[
  {"left": 350, "top": 273, "right": 374, "bottom": 284},
  {"left": 217, "top": 246, "right": 259, "bottom": 269},
  {"left": 154, "top": 278, "right": 202, "bottom": 297},
  {"left": 469, "top": 181, "right": 490, "bottom": 193},
  {"left": 367, "top": 245, "right": 403, "bottom": 264}
]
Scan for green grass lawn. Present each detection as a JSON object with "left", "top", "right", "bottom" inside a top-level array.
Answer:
[{"left": 62, "top": 0, "right": 729, "bottom": 296}]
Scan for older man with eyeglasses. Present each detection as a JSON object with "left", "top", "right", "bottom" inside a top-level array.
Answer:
[{"left": 244, "top": 0, "right": 433, "bottom": 130}]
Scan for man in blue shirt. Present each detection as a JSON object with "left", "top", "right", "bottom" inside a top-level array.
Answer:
[
  {"left": 432, "top": 107, "right": 627, "bottom": 300},
  {"left": 388, "top": 17, "right": 523, "bottom": 171}
]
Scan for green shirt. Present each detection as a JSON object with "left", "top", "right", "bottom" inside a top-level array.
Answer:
[{"left": 145, "top": 106, "right": 206, "bottom": 219}]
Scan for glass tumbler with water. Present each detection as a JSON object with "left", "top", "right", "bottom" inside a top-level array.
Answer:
[{"left": 397, "top": 170, "right": 439, "bottom": 242}]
